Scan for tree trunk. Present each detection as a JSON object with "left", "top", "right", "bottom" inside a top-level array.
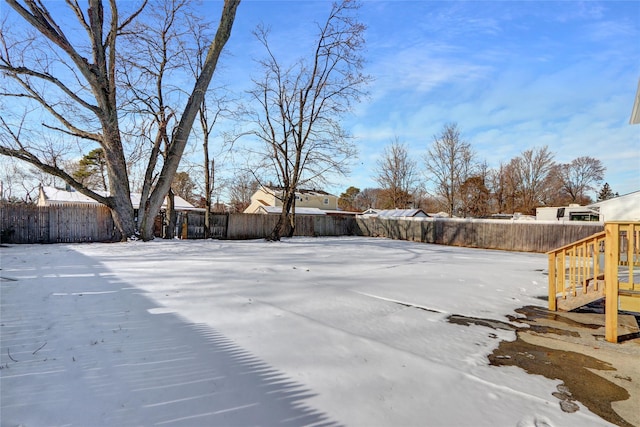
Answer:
[
  {"left": 165, "top": 190, "right": 176, "bottom": 239},
  {"left": 139, "top": 0, "right": 240, "bottom": 241},
  {"left": 204, "top": 157, "right": 212, "bottom": 239},
  {"left": 267, "top": 189, "right": 295, "bottom": 241},
  {"left": 103, "top": 126, "right": 136, "bottom": 240},
  {"left": 108, "top": 202, "right": 135, "bottom": 241}
]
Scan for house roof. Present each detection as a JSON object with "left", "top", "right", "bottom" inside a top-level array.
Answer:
[
  {"left": 39, "top": 186, "right": 195, "bottom": 210},
  {"left": 263, "top": 186, "right": 334, "bottom": 197},
  {"left": 40, "top": 186, "right": 97, "bottom": 204},
  {"left": 375, "top": 209, "right": 429, "bottom": 218},
  {"left": 631, "top": 78, "right": 640, "bottom": 125},
  {"left": 256, "top": 206, "right": 327, "bottom": 215},
  {"left": 588, "top": 190, "right": 640, "bottom": 207}
]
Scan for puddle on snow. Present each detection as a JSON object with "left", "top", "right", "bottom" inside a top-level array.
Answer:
[{"left": 445, "top": 307, "right": 634, "bottom": 427}]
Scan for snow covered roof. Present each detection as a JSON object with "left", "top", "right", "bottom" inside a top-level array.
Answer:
[
  {"left": 129, "top": 192, "right": 195, "bottom": 211},
  {"left": 39, "top": 186, "right": 195, "bottom": 210},
  {"left": 361, "top": 208, "right": 380, "bottom": 215},
  {"left": 374, "top": 209, "right": 429, "bottom": 218},
  {"left": 428, "top": 211, "right": 451, "bottom": 218},
  {"left": 256, "top": 206, "right": 327, "bottom": 215},
  {"left": 263, "top": 185, "right": 334, "bottom": 197},
  {"left": 39, "top": 186, "right": 97, "bottom": 204}
]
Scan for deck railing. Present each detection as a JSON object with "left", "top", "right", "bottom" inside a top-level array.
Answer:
[
  {"left": 548, "top": 221, "right": 640, "bottom": 343},
  {"left": 547, "top": 231, "right": 606, "bottom": 311},
  {"left": 604, "top": 222, "right": 640, "bottom": 342}
]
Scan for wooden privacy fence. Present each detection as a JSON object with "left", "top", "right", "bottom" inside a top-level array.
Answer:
[
  {"left": 1, "top": 203, "right": 117, "bottom": 244},
  {"left": 355, "top": 217, "right": 604, "bottom": 253},
  {"left": 221, "top": 213, "right": 355, "bottom": 240},
  {"left": 1, "top": 202, "right": 604, "bottom": 253}
]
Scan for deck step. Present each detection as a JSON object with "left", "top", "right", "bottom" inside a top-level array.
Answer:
[{"left": 556, "top": 280, "right": 605, "bottom": 311}]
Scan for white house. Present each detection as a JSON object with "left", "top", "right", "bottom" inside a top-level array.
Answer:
[
  {"left": 588, "top": 191, "right": 640, "bottom": 222},
  {"left": 536, "top": 204, "right": 600, "bottom": 222}
]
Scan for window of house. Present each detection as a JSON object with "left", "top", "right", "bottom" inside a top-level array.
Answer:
[{"left": 324, "top": 198, "right": 329, "bottom": 205}]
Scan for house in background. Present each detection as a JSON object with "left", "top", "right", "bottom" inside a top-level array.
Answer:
[
  {"left": 252, "top": 205, "right": 327, "bottom": 215},
  {"left": 536, "top": 204, "right": 600, "bottom": 222},
  {"left": 244, "top": 186, "right": 339, "bottom": 214},
  {"left": 361, "top": 208, "right": 429, "bottom": 218},
  {"left": 38, "top": 186, "right": 196, "bottom": 211},
  {"left": 535, "top": 191, "right": 640, "bottom": 222},
  {"left": 588, "top": 191, "right": 640, "bottom": 222}
]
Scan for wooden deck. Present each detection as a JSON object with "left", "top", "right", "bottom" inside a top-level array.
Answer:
[{"left": 548, "top": 222, "right": 640, "bottom": 342}]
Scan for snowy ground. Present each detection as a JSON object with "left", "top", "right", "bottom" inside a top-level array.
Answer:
[{"left": 0, "top": 237, "right": 616, "bottom": 426}]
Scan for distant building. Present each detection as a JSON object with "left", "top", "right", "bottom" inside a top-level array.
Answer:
[
  {"left": 536, "top": 204, "right": 600, "bottom": 222},
  {"left": 535, "top": 191, "right": 640, "bottom": 222},
  {"left": 360, "top": 208, "right": 429, "bottom": 218},
  {"left": 244, "top": 186, "right": 339, "bottom": 214},
  {"left": 588, "top": 191, "right": 640, "bottom": 222},
  {"left": 37, "top": 186, "right": 196, "bottom": 211}
]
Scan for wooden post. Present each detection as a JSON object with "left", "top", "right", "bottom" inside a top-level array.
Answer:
[
  {"left": 548, "top": 253, "right": 557, "bottom": 311},
  {"left": 604, "top": 222, "right": 619, "bottom": 343}
]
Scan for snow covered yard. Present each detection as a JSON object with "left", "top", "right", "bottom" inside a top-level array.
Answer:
[{"left": 0, "top": 237, "right": 621, "bottom": 426}]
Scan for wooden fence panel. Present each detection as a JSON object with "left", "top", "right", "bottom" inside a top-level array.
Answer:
[
  {"left": 354, "top": 217, "right": 604, "bottom": 253},
  {"left": 227, "top": 213, "right": 279, "bottom": 240},
  {"left": 1, "top": 203, "right": 116, "bottom": 243}
]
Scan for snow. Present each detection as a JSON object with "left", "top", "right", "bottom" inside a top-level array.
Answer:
[{"left": 0, "top": 237, "right": 615, "bottom": 426}]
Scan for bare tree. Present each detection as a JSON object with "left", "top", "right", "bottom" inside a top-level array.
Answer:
[
  {"left": 117, "top": 0, "right": 191, "bottom": 239},
  {"left": 509, "top": 146, "right": 556, "bottom": 214},
  {"left": 0, "top": 0, "right": 240, "bottom": 240},
  {"left": 374, "top": 139, "right": 419, "bottom": 208},
  {"left": 424, "top": 123, "right": 476, "bottom": 217},
  {"left": 182, "top": 14, "right": 235, "bottom": 237},
  {"left": 487, "top": 163, "right": 509, "bottom": 214},
  {"left": 228, "top": 171, "right": 259, "bottom": 213},
  {"left": 558, "top": 156, "right": 605, "bottom": 203},
  {"left": 0, "top": 160, "right": 40, "bottom": 203},
  {"left": 246, "top": 0, "right": 369, "bottom": 240},
  {"left": 356, "top": 188, "right": 382, "bottom": 210}
]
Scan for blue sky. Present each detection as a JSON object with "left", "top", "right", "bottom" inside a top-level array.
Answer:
[
  {"left": 214, "top": 0, "right": 640, "bottom": 198},
  {"left": 1, "top": 1, "right": 637, "bottom": 201}
]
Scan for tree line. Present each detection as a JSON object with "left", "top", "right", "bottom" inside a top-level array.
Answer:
[{"left": 339, "top": 123, "right": 613, "bottom": 217}]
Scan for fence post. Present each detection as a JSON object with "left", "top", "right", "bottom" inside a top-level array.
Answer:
[
  {"left": 604, "top": 222, "right": 619, "bottom": 343},
  {"left": 548, "top": 253, "right": 557, "bottom": 311}
]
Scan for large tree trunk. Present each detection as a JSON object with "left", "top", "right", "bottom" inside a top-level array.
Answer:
[
  {"left": 102, "top": 113, "right": 136, "bottom": 241},
  {"left": 139, "top": 0, "right": 240, "bottom": 241},
  {"left": 108, "top": 198, "right": 135, "bottom": 241},
  {"left": 103, "top": 148, "right": 135, "bottom": 240},
  {"left": 267, "top": 189, "right": 295, "bottom": 241},
  {"left": 165, "top": 190, "right": 176, "bottom": 239}
]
